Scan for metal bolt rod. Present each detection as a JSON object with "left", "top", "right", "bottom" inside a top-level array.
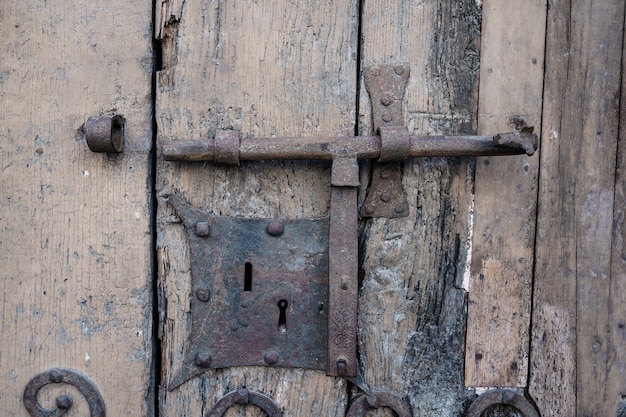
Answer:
[{"left": 162, "top": 130, "right": 537, "bottom": 162}]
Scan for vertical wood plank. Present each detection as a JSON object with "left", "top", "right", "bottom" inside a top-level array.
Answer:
[
  {"left": 610, "top": 16, "right": 626, "bottom": 414},
  {"left": 0, "top": 1, "right": 154, "bottom": 415},
  {"left": 155, "top": 1, "right": 357, "bottom": 415},
  {"left": 465, "top": 0, "right": 546, "bottom": 387},
  {"left": 529, "top": 1, "right": 625, "bottom": 415},
  {"left": 358, "top": 1, "right": 481, "bottom": 415}
]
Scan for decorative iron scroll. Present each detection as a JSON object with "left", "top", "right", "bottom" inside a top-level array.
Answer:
[{"left": 23, "top": 368, "right": 105, "bottom": 417}]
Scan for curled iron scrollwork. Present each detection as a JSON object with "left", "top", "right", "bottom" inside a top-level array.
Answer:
[{"left": 23, "top": 368, "right": 106, "bottom": 417}]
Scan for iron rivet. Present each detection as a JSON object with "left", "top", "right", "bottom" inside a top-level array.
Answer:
[
  {"left": 267, "top": 221, "right": 284, "bottom": 236},
  {"left": 370, "top": 66, "right": 381, "bottom": 76},
  {"left": 365, "top": 207, "right": 375, "bottom": 215},
  {"left": 380, "top": 169, "right": 391, "bottom": 179},
  {"left": 239, "top": 317, "right": 248, "bottom": 327},
  {"left": 49, "top": 370, "right": 63, "bottom": 383},
  {"left": 381, "top": 96, "right": 392, "bottom": 106},
  {"left": 195, "top": 352, "right": 212, "bottom": 368},
  {"left": 195, "top": 288, "right": 210, "bottom": 302},
  {"left": 234, "top": 388, "right": 250, "bottom": 405},
  {"left": 394, "top": 65, "right": 405, "bottom": 75},
  {"left": 56, "top": 395, "right": 73, "bottom": 410},
  {"left": 196, "top": 221, "right": 210, "bottom": 237},
  {"left": 366, "top": 394, "right": 381, "bottom": 409},
  {"left": 340, "top": 275, "right": 349, "bottom": 290},
  {"left": 381, "top": 193, "right": 391, "bottom": 202},
  {"left": 382, "top": 114, "right": 393, "bottom": 122},
  {"left": 336, "top": 359, "right": 347, "bottom": 376},
  {"left": 264, "top": 351, "right": 280, "bottom": 365},
  {"left": 394, "top": 206, "right": 405, "bottom": 213}
]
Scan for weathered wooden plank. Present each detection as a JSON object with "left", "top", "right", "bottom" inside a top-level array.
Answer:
[
  {"left": 529, "top": 0, "right": 625, "bottom": 415},
  {"left": 358, "top": 1, "right": 481, "bottom": 415},
  {"left": 0, "top": 2, "right": 154, "bottom": 416},
  {"left": 155, "top": 0, "right": 357, "bottom": 415},
  {"left": 609, "top": 23, "right": 626, "bottom": 415},
  {"left": 465, "top": 0, "right": 545, "bottom": 388}
]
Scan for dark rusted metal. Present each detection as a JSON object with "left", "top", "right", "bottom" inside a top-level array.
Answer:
[
  {"left": 346, "top": 391, "right": 412, "bottom": 417},
  {"left": 494, "top": 126, "right": 538, "bottom": 156},
  {"left": 23, "top": 368, "right": 106, "bottom": 417},
  {"left": 166, "top": 192, "right": 329, "bottom": 390},
  {"left": 360, "top": 162, "right": 409, "bottom": 218},
  {"left": 466, "top": 389, "right": 539, "bottom": 417},
  {"left": 207, "top": 389, "right": 282, "bottom": 417},
  {"left": 85, "top": 115, "right": 124, "bottom": 153},
  {"left": 195, "top": 221, "right": 210, "bottom": 237},
  {"left": 214, "top": 129, "right": 240, "bottom": 165},
  {"left": 331, "top": 158, "right": 360, "bottom": 187},
  {"left": 266, "top": 220, "right": 284, "bottom": 236},
  {"left": 327, "top": 186, "right": 358, "bottom": 377},
  {"left": 360, "top": 63, "right": 411, "bottom": 218},
  {"left": 162, "top": 131, "right": 538, "bottom": 161},
  {"left": 195, "top": 288, "right": 211, "bottom": 302},
  {"left": 378, "top": 126, "right": 410, "bottom": 162},
  {"left": 364, "top": 63, "right": 410, "bottom": 131}
]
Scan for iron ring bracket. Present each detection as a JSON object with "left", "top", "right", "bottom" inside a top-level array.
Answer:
[
  {"left": 206, "top": 388, "right": 282, "bottom": 417},
  {"left": 346, "top": 390, "right": 412, "bottom": 417},
  {"left": 466, "top": 388, "right": 539, "bottom": 417},
  {"left": 23, "top": 368, "right": 106, "bottom": 417}
]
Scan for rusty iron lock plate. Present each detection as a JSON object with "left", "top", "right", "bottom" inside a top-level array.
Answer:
[{"left": 167, "top": 193, "right": 329, "bottom": 390}]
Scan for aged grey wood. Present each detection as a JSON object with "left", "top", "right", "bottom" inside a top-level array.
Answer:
[
  {"left": 0, "top": 1, "right": 154, "bottom": 415},
  {"left": 465, "top": 0, "right": 545, "bottom": 388},
  {"left": 529, "top": 0, "right": 626, "bottom": 415},
  {"left": 357, "top": 1, "right": 480, "bottom": 415}
]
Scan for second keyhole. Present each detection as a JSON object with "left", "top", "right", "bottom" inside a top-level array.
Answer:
[{"left": 278, "top": 299, "right": 288, "bottom": 333}]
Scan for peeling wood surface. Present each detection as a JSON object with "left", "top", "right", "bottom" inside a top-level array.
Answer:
[
  {"left": 0, "top": 2, "right": 154, "bottom": 416},
  {"left": 529, "top": 1, "right": 626, "bottom": 416},
  {"left": 155, "top": 1, "right": 357, "bottom": 415},
  {"left": 464, "top": 0, "right": 545, "bottom": 388}
]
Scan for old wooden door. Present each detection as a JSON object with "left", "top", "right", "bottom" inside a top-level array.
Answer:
[
  {"left": 154, "top": 0, "right": 544, "bottom": 416},
  {"left": 3, "top": 0, "right": 624, "bottom": 416}
]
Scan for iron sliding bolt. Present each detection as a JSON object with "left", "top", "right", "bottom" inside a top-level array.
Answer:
[{"left": 162, "top": 128, "right": 537, "bottom": 163}]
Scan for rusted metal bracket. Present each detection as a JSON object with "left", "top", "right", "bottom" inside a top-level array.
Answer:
[
  {"left": 162, "top": 63, "right": 538, "bottom": 387},
  {"left": 360, "top": 63, "right": 411, "bottom": 218},
  {"left": 466, "top": 389, "right": 540, "bottom": 417},
  {"left": 207, "top": 389, "right": 282, "bottom": 417},
  {"left": 23, "top": 368, "right": 106, "bottom": 417}
]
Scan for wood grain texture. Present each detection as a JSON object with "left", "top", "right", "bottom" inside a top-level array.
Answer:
[
  {"left": 0, "top": 1, "right": 154, "bottom": 416},
  {"left": 155, "top": 1, "right": 357, "bottom": 415},
  {"left": 610, "top": 22, "right": 626, "bottom": 415},
  {"left": 465, "top": 0, "right": 546, "bottom": 388},
  {"left": 358, "top": 1, "right": 480, "bottom": 415},
  {"left": 529, "top": 0, "right": 625, "bottom": 415}
]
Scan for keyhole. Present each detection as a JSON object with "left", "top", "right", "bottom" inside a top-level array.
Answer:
[
  {"left": 278, "top": 299, "right": 288, "bottom": 333},
  {"left": 244, "top": 262, "right": 252, "bottom": 292}
]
